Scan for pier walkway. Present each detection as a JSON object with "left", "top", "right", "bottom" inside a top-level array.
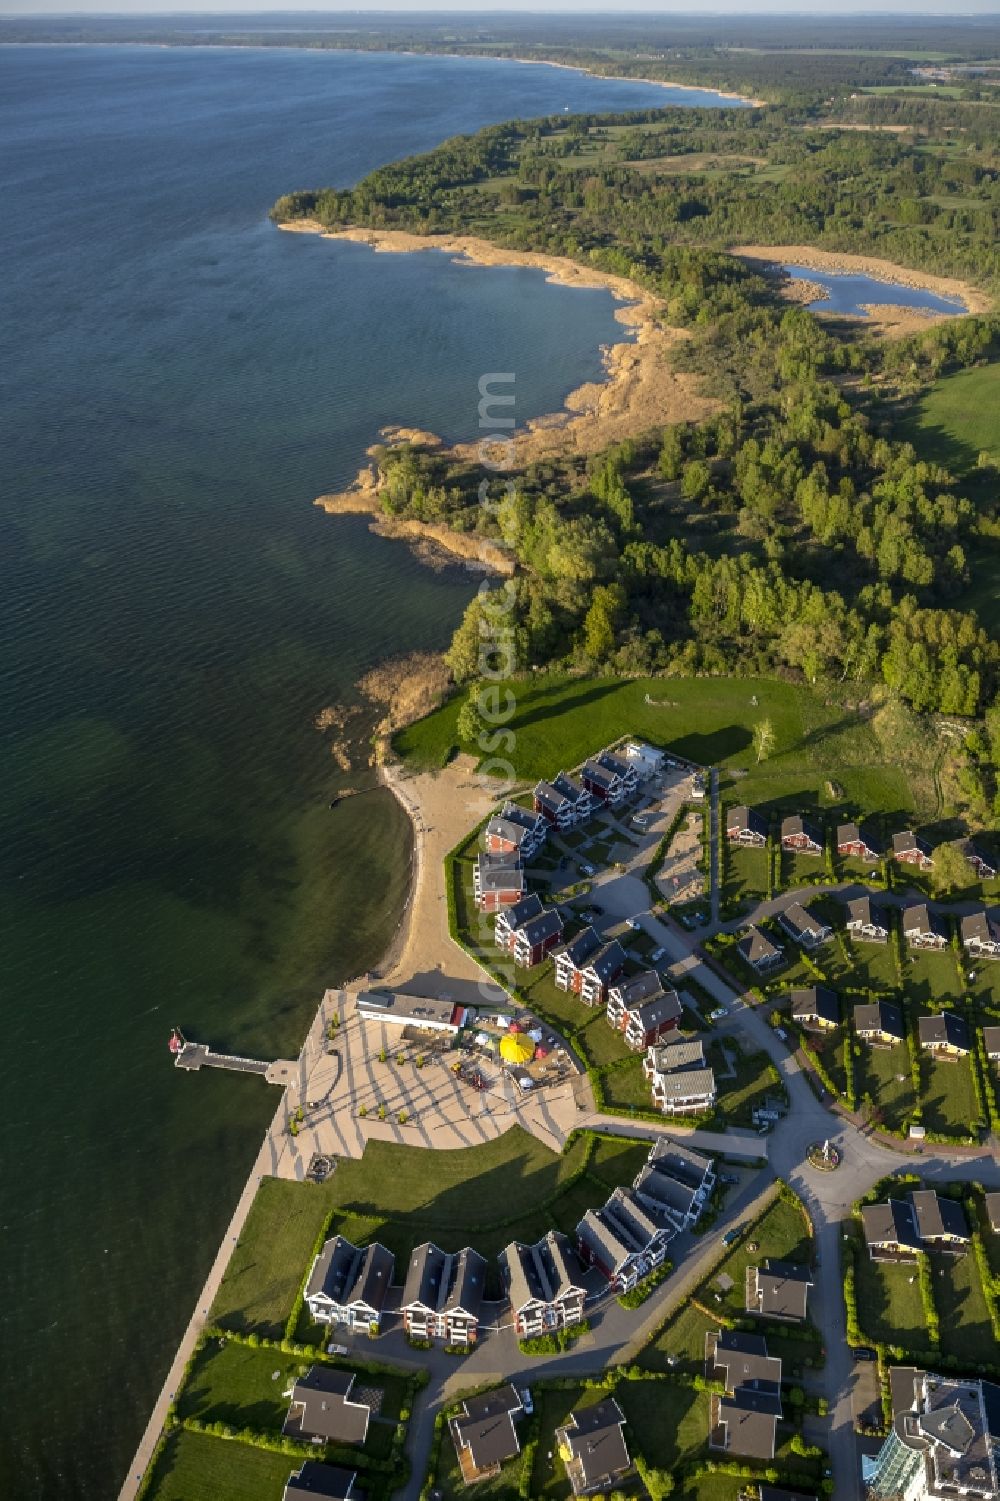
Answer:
[{"left": 173, "top": 1042, "right": 297, "bottom": 1085}]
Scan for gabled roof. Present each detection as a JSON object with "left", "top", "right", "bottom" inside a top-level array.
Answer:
[
  {"left": 710, "top": 1329, "right": 783, "bottom": 1399},
  {"left": 501, "top": 801, "right": 543, "bottom": 833},
  {"left": 553, "top": 770, "right": 589, "bottom": 804},
  {"left": 611, "top": 969, "right": 664, "bottom": 1008},
  {"left": 476, "top": 852, "right": 524, "bottom": 893},
  {"left": 781, "top": 814, "right": 822, "bottom": 844},
  {"left": 846, "top": 894, "right": 890, "bottom": 929},
  {"left": 598, "top": 749, "right": 634, "bottom": 779},
  {"left": 963, "top": 908, "right": 1000, "bottom": 946},
  {"left": 633, "top": 1162, "right": 698, "bottom": 1219},
  {"left": 581, "top": 758, "right": 619, "bottom": 792},
  {"left": 502, "top": 893, "right": 544, "bottom": 931},
  {"left": 501, "top": 1231, "right": 584, "bottom": 1312},
  {"left": 790, "top": 986, "right": 840, "bottom": 1026},
  {"left": 837, "top": 821, "right": 882, "bottom": 853},
  {"left": 630, "top": 990, "right": 682, "bottom": 1034},
  {"left": 780, "top": 902, "right": 828, "bottom": 939},
  {"left": 452, "top": 1385, "right": 523, "bottom": 1473},
  {"left": 902, "top": 904, "right": 948, "bottom": 941},
  {"left": 534, "top": 780, "right": 569, "bottom": 814},
  {"left": 894, "top": 829, "right": 932, "bottom": 857},
  {"left": 559, "top": 925, "right": 602, "bottom": 968},
  {"left": 485, "top": 816, "right": 532, "bottom": 850},
  {"left": 654, "top": 1066, "right": 716, "bottom": 1103},
  {"left": 738, "top": 926, "right": 782, "bottom": 963},
  {"left": 401, "top": 1242, "right": 447, "bottom": 1312},
  {"left": 583, "top": 939, "right": 627, "bottom": 983},
  {"left": 727, "top": 804, "right": 768, "bottom": 839},
  {"left": 577, "top": 1208, "right": 636, "bottom": 1272},
  {"left": 918, "top": 1011, "right": 969, "bottom": 1052},
  {"left": 557, "top": 1399, "right": 629, "bottom": 1488},
  {"left": 910, "top": 1190, "right": 969, "bottom": 1242},
  {"left": 283, "top": 1462, "right": 358, "bottom": 1500},
  {"left": 647, "top": 1039, "right": 705, "bottom": 1074},
  {"left": 646, "top": 1136, "right": 714, "bottom": 1186},
  {"left": 755, "top": 1260, "right": 813, "bottom": 1320},
  {"left": 602, "top": 1186, "right": 670, "bottom": 1248},
  {"left": 515, "top": 908, "right": 563, "bottom": 949},
  {"left": 854, "top": 1000, "right": 905, "bottom": 1039},
  {"left": 441, "top": 1247, "right": 487, "bottom": 1317},
  {"left": 285, "top": 1367, "right": 370, "bottom": 1445},
  {"left": 984, "top": 1027, "right": 1000, "bottom": 1057},
  {"left": 861, "top": 1198, "right": 920, "bottom": 1250}
]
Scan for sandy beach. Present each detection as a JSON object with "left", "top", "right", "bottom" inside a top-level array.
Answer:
[
  {"left": 731, "top": 243, "right": 991, "bottom": 317},
  {"left": 281, "top": 220, "right": 719, "bottom": 483}
]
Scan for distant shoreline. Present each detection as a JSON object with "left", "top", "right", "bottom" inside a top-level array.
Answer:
[
  {"left": 730, "top": 243, "right": 992, "bottom": 317},
  {"left": 0, "top": 39, "right": 762, "bottom": 106}
]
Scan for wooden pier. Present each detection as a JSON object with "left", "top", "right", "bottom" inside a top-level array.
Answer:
[{"left": 174, "top": 1042, "right": 270, "bottom": 1077}]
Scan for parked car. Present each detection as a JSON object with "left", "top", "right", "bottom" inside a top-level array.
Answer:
[
  {"left": 328, "top": 1342, "right": 349, "bottom": 1356},
  {"left": 774, "top": 1027, "right": 787, "bottom": 1041},
  {"left": 520, "top": 1388, "right": 534, "bottom": 1415},
  {"left": 720, "top": 1172, "right": 739, "bottom": 1185},
  {"left": 632, "top": 814, "right": 649, "bottom": 829},
  {"left": 721, "top": 1229, "right": 741, "bottom": 1246},
  {"left": 650, "top": 945, "right": 667, "bottom": 963},
  {"left": 852, "top": 1347, "right": 877, "bottom": 1362},
  {"left": 580, "top": 862, "right": 596, "bottom": 877},
  {"left": 626, "top": 917, "right": 641, "bottom": 931},
  {"left": 709, "top": 1007, "right": 728, "bottom": 1021}
]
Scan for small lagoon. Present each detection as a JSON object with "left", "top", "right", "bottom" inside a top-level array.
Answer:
[{"left": 783, "top": 263, "right": 967, "bottom": 318}]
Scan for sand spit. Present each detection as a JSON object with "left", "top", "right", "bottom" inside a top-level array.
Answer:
[
  {"left": 731, "top": 243, "right": 991, "bottom": 319},
  {"left": 282, "top": 219, "right": 718, "bottom": 496}
]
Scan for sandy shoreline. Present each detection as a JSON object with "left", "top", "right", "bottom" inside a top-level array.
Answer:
[
  {"left": 731, "top": 243, "right": 992, "bottom": 317},
  {"left": 281, "top": 220, "right": 719, "bottom": 488}
]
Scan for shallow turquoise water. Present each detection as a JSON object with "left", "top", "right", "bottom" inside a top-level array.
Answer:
[
  {"left": 784, "top": 263, "right": 967, "bottom": 317},
  {"left": 0, "top": 44, "right": 737, "bottom": 1495}
]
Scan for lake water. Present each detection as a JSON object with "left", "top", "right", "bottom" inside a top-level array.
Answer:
[
  {"left": 0, "top": 43, "right": 743, "bottom": 1497},
  {"left": 783, "top": 263, "right": 967, "bottom": 318}
]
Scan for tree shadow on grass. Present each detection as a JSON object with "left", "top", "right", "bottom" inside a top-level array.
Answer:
[{"left": 669, "top": 726, "right": 751, "bottom": 765}]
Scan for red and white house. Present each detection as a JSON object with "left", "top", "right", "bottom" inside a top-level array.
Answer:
[
  {"left": 576, "top": 1188, "right": 674, "bottom": 1292},
  {"left": 533, "top": 772, "right": 592, "bottom": 831},
  {"left": 474, "top": 853, "right": 525, "bottom": 914},
  {"left": 496, "top": 894, "right": 563, "bottom": 968},
  {"left": 606, "top": 972, "right": 681, "bottom": 1051},
  {"left": 962, "top": 908, "right": 1000, "bottom": 958},
  {"left": 726, "top": 805, "right": 768, "bottom": 847},
  {"left": 554, "top": 926, "right": 602, "bottom": 993},
  {"left": 578, "top": 939, "right": 627, "bottom": 1007},
  {"left": 484, "top": 803, "right": 547, "bottom": 861},
  {"left": 892, "top": 830, "right": 934, "bottom": 871},
  {"left": 901, "top": 903, "right": 949, "bottom": 951},
  {"left": 836, "top": 822, "right": 883, "bottom": 862},
  {"left": 495, "top": 893, "right": 543, "bottom": 950},
  {"left": 958, "top": 839, "right": 998, "bottom": 881},
  {"left": 581, "top": 750, "right": 638, "bottom": 807},
  {"left": 780, "top": 815, "right": 823, "bottom": 856}
]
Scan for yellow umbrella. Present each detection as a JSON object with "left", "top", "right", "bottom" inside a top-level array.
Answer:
[{"left": 500, "top": 1033, "right": 535, "bottom": 1065}]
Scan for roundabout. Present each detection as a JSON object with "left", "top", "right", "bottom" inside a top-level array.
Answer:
[{"left": 806, "top": 1139, "right": 842, "bottom": 1171}]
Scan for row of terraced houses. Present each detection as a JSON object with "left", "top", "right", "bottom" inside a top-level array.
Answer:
[{"left": 727, "top": 806, "right": 997, "bottom": 879}]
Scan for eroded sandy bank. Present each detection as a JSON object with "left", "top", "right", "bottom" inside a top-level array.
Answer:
[
  {"left": 281, "top": 221, "right": 719, "bottom": 486},
  {"left": 731, "top": 243, "right": 992, "bottom": 320}
]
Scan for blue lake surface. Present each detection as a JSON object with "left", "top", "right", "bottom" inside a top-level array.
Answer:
[
  {"left": 0, "top": 42, "right": 744, "bottom": 1499},
  {"left": 784, "top": 263, "right": 967, "bottom": 318}
]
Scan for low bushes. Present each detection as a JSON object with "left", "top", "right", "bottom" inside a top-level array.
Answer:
[
  {"left": 518, "top": 1320, "right": 590, "bottom": 1356},
  {"left": 618, "top": 1261, "right": 673, "bottom": 1310}
]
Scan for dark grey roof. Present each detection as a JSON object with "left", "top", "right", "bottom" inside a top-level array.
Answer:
[
  {"left": 553, "top": 771, "right": 589, "bottom": 804},
  {"left": 755, "top": 1260, "right": 813, "bottom": 1320},
  {"left": 837, "top": 822, "right": 882, "bottom": 854},
  {"left": 963, "top": 909, "right": 1000, "bottom": 946},
  {"left": 861, "top": 1199, "right": 920, "bottom": 1250},
  {"left": 902, "top": 904, "right": 947, "bottom": 941},
  {"left": 501, "top": 1231, "right": 584, "bottom": 1313},
  {"left": 738, "top": 926, "right": 782, "bottom": 963},
  {"left": 710, "top": 1329, "right": 783, "bottom": 1398},
  {"left": 582, "top": 758, "right": 618, "bottom": 791},
  {"left": 728, "top": 804, "right": 768, "bottom": 839},
  {"left": 985, "top": 1192, "right": 1000, "bottom": 1231},
  {"left": 646, "top": 1136, "right": 713, "bottom": 1186},
  {"left": 603, "top": 1186, "right": 671, "bottom": 1247},
  {"left": 718, "top": 1392, "right": 780, "bottom": 1459},
  {"left": 782, "top": 814, "right": 822, "bottom": 845},
  {"left": 558, "top": 1399, "right": 629, "bottom": 1488},
  {"left": 958, "top": 837, "right": 997, "bottom": 875},
  {"left": 918, "top": 1011, "right": 969, "bottom": 1052},
  {"left": 577, "top": 1208, "right": 635, "bottom": 1272},
  {"left": 306, "top": 1238, "right": 393, "bottom": 1315},
  {"left": 561, "top": 925, "right": 602, "bottom": 968},
  {"left": 441, "top": 1247, "right": 487, "bottom": 1317},
  {"left": 515, "top": 909, "right": 563, "bottom": 948},
  {"left": 599, "top": 749, "right": 634, "bottom": 779},
  {"left": 501, "top": 801, "right": 543, "bottom": 834},
  {"left": 631, "top": 990, "right": 682, "bottom": 1033},
  {"left": 452, "top": 1385, "right": 522, "bottom": 1472},
  {"left": 485, "top": 816, "right": 532, "bottom": 850},
  {"left": 910, "top": 1190, "right": 969, "bottom": 1242},
  {"left": 534, "top": 780, "right": 568, "bottom": 814},
  {"left": 611, "top": 969, "right": 664, "bottom": 1007},
  {"left": 476, "top": 852, "right": 524, "bottom": 893},
  {"left": 846, "top": 894, "right": 890, "bottom": 930},
  {"left": 401, "top": 1242, "right": 447, "bottom": 1312},
  {"left": 780, "top": 902, "right": 828, "bottom": 940},
  {"left": 790, "top": 987, "right": 839, "bottom": 1026},
  {"left": 985, "top": 1027, "right": 1000, "bottom": 1057},
  {"left": 633, "top": 1163, "right": 698, "bottom": 1219},
  {"left": 854, "top": 1000, "right": 905, "bottom": 1039},
  {"left": 283, "top": 1462, "right": 358, "bottom": 1500},
  {"left": 285, "top": 1368, "right": 369, "bottom": 1446},
  {"left": 584, "top": 939, "right": 627, "bottom": 983},
  {"left": 503, "top": 893, "right": 544, "bottom": 930},
  {"left": 894, "top": 830, "right": 932, "bottom": 857}
]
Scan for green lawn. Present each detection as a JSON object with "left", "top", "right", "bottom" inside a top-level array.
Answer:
[
  {"left": 934, "top": 1249, "right": 998, "bottom": 1367},
  {"left": 600, "top": 1055, "right": 655, "bottom": 1111},
  {"left": 618, "top": 1379, "right": 710, "bottom": 1468},
  {"left": 143, "top": 1428, "right": 293, "bottom": 1501},
  {"left": 829, "top": 936, "right": 899, "bottom": 993},
  {"left": 713, "top": 1042, "right": 784, "bottom": 1128},
  {"left": 210, "top": 1178, "right": 342, "bottom": 1337},
  {"left": 176, "top": 1339, "right": 406, "bottom": 1458},
  {"left": 780, "top": 848, "right": 828, "bottom": 890},
  {"left": 854, "top": 1246, "right": 929, "bottom": 1350},
  {"left": 433, "top": 1394, "right": 530, "bottom": 1501},
  {"left": 854, "top": 1042, "right": 915, "bottom": 1133},
  {"left": 530, "top": 1388, "right": 619, "bottom": 1501},
  {"left": 588, "top": 1134, "right": 652, "bottom": 1191},
  {"left": 395, "top": 674, "right": 916, "bottom": 815},
  {"left": 921, "top": 1052, "right": 980, "bottom": 1136},
  {"left": 578, "top": 1011, "right": 632, "bottom": 1067},
  {"left": 901, "top": 361, "right": 1000, "bottom": 473},
  {"left": 904, "top": 949, "right": 962, "bottom": 1008},
  {"left": 722, "top": 841, "right": 770, "bottom": 912},
  {"left": 213, "top": 1128, "right": 606, "bottom": 1333}
]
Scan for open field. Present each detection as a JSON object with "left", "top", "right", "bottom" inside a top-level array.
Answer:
[
  {"left": 854, "top": 1042, "right": 915, "bottom": 1132},
  {"left": 901, "top": 361, "right": 1000, "bottom": 472},
  {"left": 920, "top": 1050, "right": 980, "bottom": 1136},
  {"left": 143, "top": 1428, "right": 293, "bottom": 1501},
  {"left": 934, "top": 1248, "right": 998, "bottom": 1367},
  {"left": 618, "top": 1379, "right": 710, "bottom": 1469},
  {"left": 853, "top": 1244, "right": 928, "bottom": 1350},
  {"left": 395, "top": 675, "right": 918, "bottom": 815},
  {"left": 721, "top": 840, "right": 770, "bottom": 912}
]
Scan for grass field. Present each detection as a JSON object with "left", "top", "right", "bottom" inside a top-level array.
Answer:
[
  {"left": 920, "top": 1051, "right": 980, "bottom": 1135},
  {"left": 853, "top": 1246, "right": 929, "bottom": 1350},
  {"left": 395, "top": 674, "right": 917, "bottom": 816},
  {"left": 176, "top": 1339, "right": 406, "bottom": 1457},
  {"left": 618, "top": 1379, "right": 710, "bottom": 1468},
  {"left": 934, "top": 1249, "right": 998, "bottom": 1367},
  {"left": 722, "top": 840, "right": 770, "bottom": 912},
  {"left": 211, "top": 1128, "right": 650, "bottom": 1332},
  {"left": 854, "top": 1042, "right": 915, "bottom": 1132},
  {"left": 902, "top": 362, "right": 1000, "bottom": 473},
  {"left": 144, "top": 1428, "right": 293, "bottom": 1501},
  {"left": 711, "top": 1042, "right": 783, "bottom": 1127}
]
